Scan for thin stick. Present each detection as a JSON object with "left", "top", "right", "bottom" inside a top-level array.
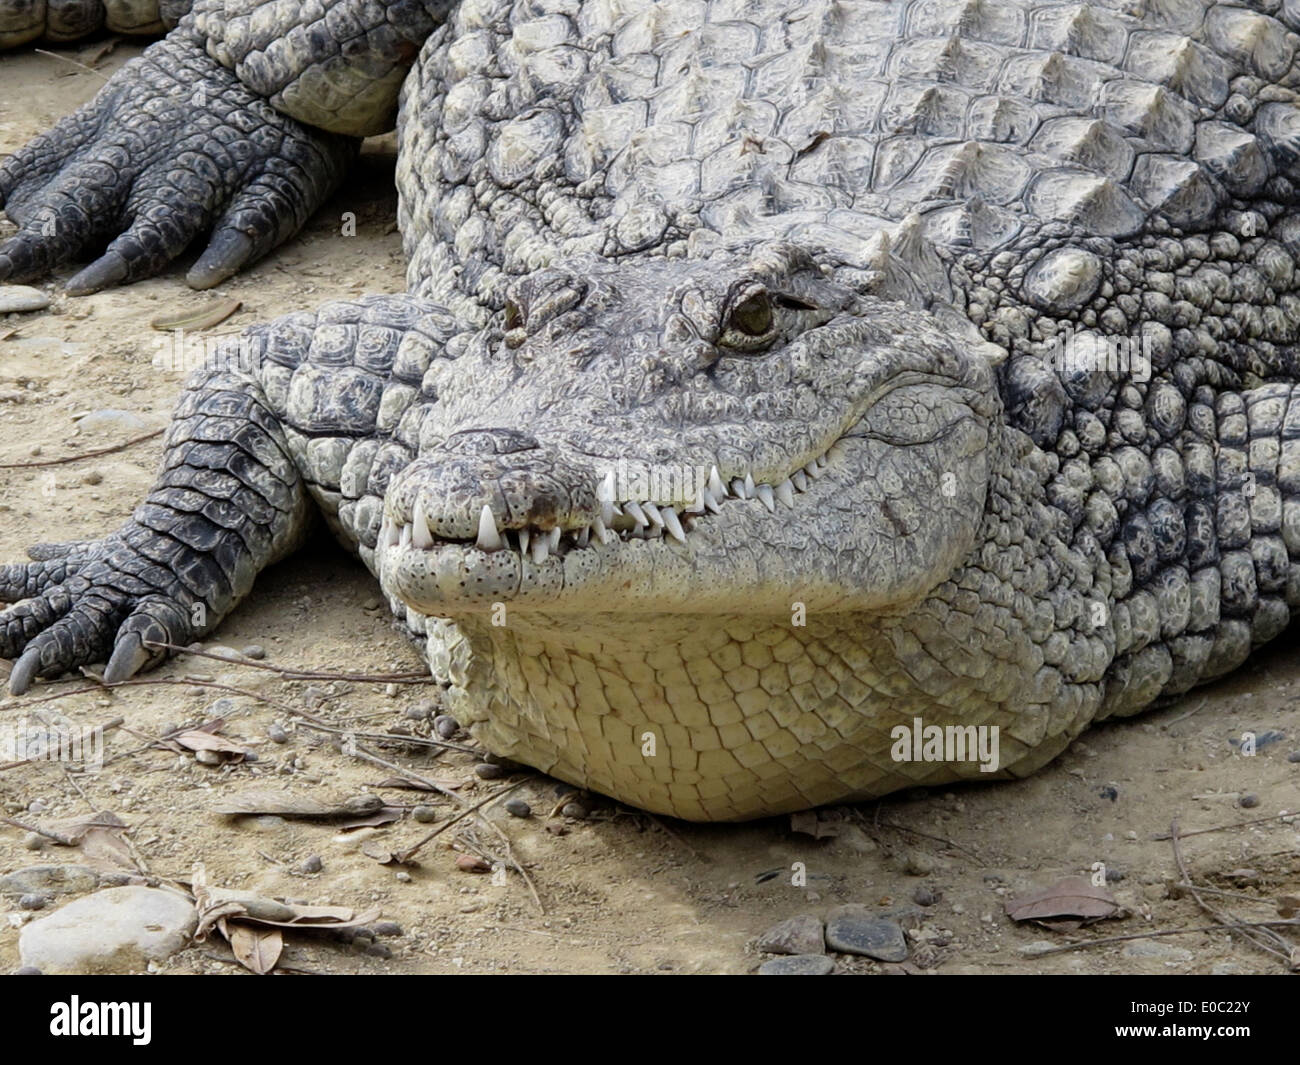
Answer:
[
  {"left": 33, "top": 47, "right": 112, "bottom": 81},
  {"left": 1022, "top": 920, "right": 1300, "bottom": 958},
  {"left": 1169, "top": 818, "right": 1292, "bottom": 964},
  {"left": 1152, "top": 813, "right": 1296, "bottom": 840},
  {"left": 0, "top": 429, "right": 162, "bottom": 468},
  {"left": 144, "top": 641, "right": 434, "bottom": 684},
  {"left": 2, "top": 817, "right": 77, "bottom": 845},
  {"left": 333, "top": 738, "right": 468, "bottom": 806},
  {"left": 396, "top": 780, "right": 529, "bottom": 864},
  {"left": 1158, "top": 697, "right": 1208, "bottom": 729},
  {"left": 296, "top": 720, "right": 477, "bottom": 756}
]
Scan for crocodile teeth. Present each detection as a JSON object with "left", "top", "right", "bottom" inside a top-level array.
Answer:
[
  {"left": 547, "top": 527, "right": 561, "bottom": 550},
  {"left": 593, "top": 515, "right": 614, "bottom": 545},
  {"left": 624, "top": 500, "right": 648, "bottom": 527},
  {"left": 661, "top": 507, "right": 686, "bottom": 543},
  {"left": 804, "top": 462, "right": 820, "bottom": 479},
  {"left": 380, "top": 516, "right": 399, "bottom": 548},
  {"left": 399, "top": 523, "right": 412, "bottom": 549},
  {"left": 792, "top": 470, "right": 808, "bottom": 492},
  {"left": 775, "top": 480, "right": 795, "bottom": 509},
  {"left": 412, "top": 498, "right": 433, "bottom": 549},
  {"left": 641, "top": 501, "right": 664, "bottom": 527},
  {"left": 744, "top": 472, "right": 756, "bottom": 498},
  {"left": 576, "top": 526, "right": 590, "bottom": 547},
  {"left": 531, "top": 536, "right": 549, "bottom": 564},
  {"left": 601, "top": 500, "right": 616, "bottom": 524},
  {"left": 756, "top": 484, "right": 775, "bottom": 512},
  {"left": 703, "top": 487, "right": 722, "bottom": 514},
  {"left": 730, "top": 478, "right": 748, "bottom": 499},
  {"left": 708, "top": 466, "right": 726, "bottom": 499},
  {"left": 519, "top": 528, "right": 531, "bottom": 556},
  {"left": 598, "top": 470, "right": 616, "bottom": 502},
  {"left": 476, "top": 505, "right": 502, "bottom": 551}
]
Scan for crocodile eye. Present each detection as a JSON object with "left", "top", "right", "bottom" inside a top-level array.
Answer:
[
  {"left": 504, "top": 300, "right": 525, "bottom": 332},
  {"left": 727, "top": 290, "right": 773, "bottom": 337}
]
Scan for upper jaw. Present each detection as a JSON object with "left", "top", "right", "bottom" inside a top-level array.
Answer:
[{"left": 374, "top": 444, "right": 844, "bottom": 614}]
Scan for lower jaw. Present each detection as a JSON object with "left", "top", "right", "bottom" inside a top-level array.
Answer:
[{"left": 422, "top": 611, "right": 1033, "bottom": 821}]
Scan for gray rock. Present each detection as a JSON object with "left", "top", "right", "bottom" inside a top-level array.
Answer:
[
  {"left": 433, "top": 715, "right": 459, "bottom": 739},
  {"left": 19, "top": 886, "right": 198, "bottom": 974},
  {"left": 825, "top": 906, "right": 908, "bottom": 962},
  {"left": 0, "top": 864, "right": 99, "bottom": 898},
  {"left": 1122, "top": 940, "right": 1193, "bottom": 962},
  {"left": 0, "top": 285, "right": 51, "bottom": 314},
  {"left": 18, "top": 893, "right": 48, "bottom": 911},
  {"left": 74, "top": 409, "right": 149, "bottom": 435},
  {"left": 504, "top": 799, "right": 531, "bottom": 818},
  {"left": 756, "top": 913, "right": 825, "bottom": 955},
  {"left": 758, "top": 954, "right": 834, "bottom": 975}
]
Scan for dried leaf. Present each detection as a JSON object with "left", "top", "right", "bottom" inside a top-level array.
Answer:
[
  {"left": 1005, "top": 877, "right": 1120, "bottom": 922},
  {"left": 151, "top": 298, "right": 242, "bottom": 331},
  {"left": 227, "top": 923, "right": 283, "bottom": 975},
  {"left": 174, "top": 729, "right": 250, "bottom": 757},
  {"left": 214, "top": 790, "right": 385, "bottom": 820},
  {"left": 789, "top": 810, "right": 842, "bottom": 839},
  {"left": 1277, "top": 895, "right": 1300, "bottom": 918},
  {"left": 455, "top": 854, "right": 491, "bottom": 874},
  {"left": 338, "top": 808, "right": 402, "bottom": 830}
]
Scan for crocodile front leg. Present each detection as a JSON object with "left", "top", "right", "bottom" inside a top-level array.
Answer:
[{"left": 0, "top": 293, "right": 461, "bottom": 692}]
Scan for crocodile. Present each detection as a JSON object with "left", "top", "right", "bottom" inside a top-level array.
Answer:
[
  {"left": 5, "top": 0, "right": 1300, "bottom": 821},
  {"left": 0, "top": 0, "right": 186, "bottom": 50}
]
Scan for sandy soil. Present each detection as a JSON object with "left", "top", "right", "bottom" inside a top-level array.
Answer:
[{"left": 0, "top": 41, "right": 1297, "bottom": 976}]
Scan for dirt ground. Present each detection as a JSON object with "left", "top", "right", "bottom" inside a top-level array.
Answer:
[{"left": 0, "top": 41, "right": 1297, "bottom": 977}]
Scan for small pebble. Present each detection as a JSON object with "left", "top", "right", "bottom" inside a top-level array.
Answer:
[
  {"left": 365, "top": 943, "right": 393, "bottom": 959},
  {"left": 455, "top": 855, "right": 491, "bottom": 874},
  {"left": 394, "top": 871, "right": 412, "bottom": 884},
  {"left": 195, "top": 749, "right": 221, "bottom": 766},
  {"left": 18, "top": 894, "right": 47, "bottom": 911},
  {"left": 22, "top": 833, "right": 45, "bottom": 851},
  {"left": 362, "top": 597, "right": 382, "bottom": 611},
  {"left": 0, "top": 285, "right": 51, "bottom": 314},
  {"left": 824, "top": 908, "right": 908, "bottom": 962},
  {"left": 267, "top": 724, "right": 289, "bottom": 744},
  {"left": 561, "top": 802, "right": 588, "bottom": 820},
  {"left": 298, "top": 855, "right": 323, "bottom": 874},
  {"left": 504, "top": 799, "right": 531, "bottom": 818},
  {"left": 912, "top": 887, "right": 941, "bottom": 907},
  {"left": 372, "top": 921, "right": 403, "bottom": 937},
  {"left": 81, "top": 470, "right": 102, "bottom": 486},
  {"left": 241, "top": 645, "right": 266, "bottom": 660},
  {"left": 433, "top": 715, "right": 459, "bottom": 740},
  {"left": 412, "top": 805, "right": 439, "bottom": 823},
  {"left": 1288, "top": 751, "right": 1300, "bottom": 763},
  {"left": 474, "top": 763, "right": 506, "bottom": 780},
  {"left": 758, "top": 954, "right": 834, "bottom": 975},
  {"left": 1239, "top": 793, "right": 1259, "bottom": 809},
  {"left": 28, "top": 800, "right": 47, "bottom": 813},
  {"left": 756, "top": 914, "right": 824, "bottom": 955},
  {"left": 903, "top": 851, "right": 935, "bottom": 876}
]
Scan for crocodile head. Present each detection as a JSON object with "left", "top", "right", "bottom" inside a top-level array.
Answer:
[{"left": 377, "top": 242, "right": 1005, "bottom": 619}]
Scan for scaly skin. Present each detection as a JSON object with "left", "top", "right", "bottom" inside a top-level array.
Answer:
[
  {"left": 0, "top": 0, "right": 182, "bottom": 50},
  {"left": 9, "top": 0, "right": 1300, "bottom": 819}
]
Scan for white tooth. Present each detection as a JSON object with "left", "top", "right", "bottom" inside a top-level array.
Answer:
[
  {"left": 380, "top": 516, "right": 398, "bottom": 548},
  {"left": 662, "top": 507, "right": 686, "bottom": 543},
  {"left": 703, "top": 487, "right": 722, "bottom": 514},
  {"left": 532, "top": 536, "right": 549, "bottom": 564},
  {"left": 599, "top": 470, "right": 616, "bottom": 501},
  {"left": 756, "top": 484, "right": 775, "bottom": 512},
  {"left": 601, "top": 500, "right": 616, "bottom": 524},
  {"left": 641, "top": 501, "right": 664, "bottom": 527},
  {"left": 548, "top": 527, "right": 561, "bottom": 550},
  {"left": 744, "top": 472, "right": 756, "bottom": 498},
  {"left": 593, "top": 515, "right": 614, "bottom": 545},
  {"left": 776, "top": 480, "right": 795, "bottom": 508},
  {"left": 792, "top": 470, "right": 808, "bottom": 492},
  {"left": 815, "top": 454, "right": 828, "bottom": 469},
  {"left": 708, "top": 466, "right": 726, "bottom": 499},
  {"left": 412, "top": 498, "right": 433, "bottom": 549},
  {"left": 576, "top": 526, "right": 590, "bottom": 547},
  {"left": 399, "top": 523, "right": 412, "bottom": 549},
  {"left": 730, "top": 478, "right": 748, "bottom": 499},
  {"left": 624, "top": 501, "right": 648, "bottom": 527},
  {"left": 519, "top": 528, "right": 531, "bottom": 556},
  {"left": 476, "top": 505, "right": 502, "bottom": 551},
  {"left": 805, "top": 462, "right": 821, "bottom": 479}
]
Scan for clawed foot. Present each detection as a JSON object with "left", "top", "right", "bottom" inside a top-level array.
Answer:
[
  {"left": 0, "top": 31, "right": 357, "bottom": 294},
  {"left": 1, "top": 526, "right": 205, "bottom": 694}
]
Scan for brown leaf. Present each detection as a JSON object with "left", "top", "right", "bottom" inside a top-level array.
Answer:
[
  {"left": 227, "top": 923, "right": 283, "bottom": 975},
  {"left": 455, "top": 854, "right": 491, "bottom": 874},
  {"left": 1277, "top": 895, "right": 1300, "bottom": 918},
  {"left": 338, "top": 808, "right": 402, "bottom": 830},
  {"left": 789, "top": 810, "right": 842, "bottom": 839},
  {"left": 174, "top": 729, "right": 251, "bottom": 757},
  {"left": 214, "top": 790, "right": 385, "bottom": 820},
  {"left": 1005, "top": 877, "right": 1120, "bottom": 922},
  {"left": 369, "top": 775, "right": 462, "bottom": 793}
]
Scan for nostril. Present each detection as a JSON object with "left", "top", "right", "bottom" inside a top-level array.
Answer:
[{"left": 442, "top": 428, "right": 541, "bottom": 455}]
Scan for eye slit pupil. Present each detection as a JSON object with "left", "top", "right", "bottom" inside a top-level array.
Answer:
[
  {"left": 729, "top": 292, "right": 773, "bottom": 336},
  {"left": 774, "top": 294, "right": 817, "bottom": 311},
  {"left": 504, "top": 301, "right": 524, "bottom": 331}
]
